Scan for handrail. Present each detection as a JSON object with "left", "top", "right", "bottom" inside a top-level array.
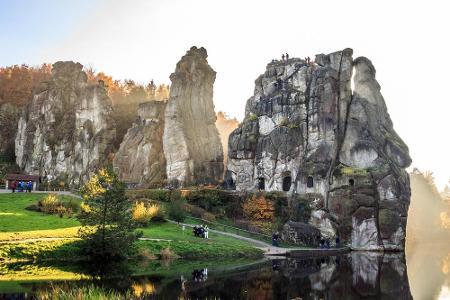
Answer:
[{"left": 187, "top": 216, "right": 272, "bottom": 239}]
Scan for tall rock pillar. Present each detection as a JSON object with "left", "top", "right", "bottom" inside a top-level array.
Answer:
[{"left": 163, "top": 47, "right": 223, "bottom": 186}]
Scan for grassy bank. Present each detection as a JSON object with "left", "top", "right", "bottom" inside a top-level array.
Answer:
[{"left": 0, "top": 193, "right": 263, "bottom": 262}]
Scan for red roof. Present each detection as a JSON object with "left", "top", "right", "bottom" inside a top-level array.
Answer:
[{"left": 6, "top": 174, "right": 39, "bottom": 181}]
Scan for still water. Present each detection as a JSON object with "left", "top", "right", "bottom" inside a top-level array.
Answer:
[{"left": 1, "top": 244, "right": 449, "bottom": 299}]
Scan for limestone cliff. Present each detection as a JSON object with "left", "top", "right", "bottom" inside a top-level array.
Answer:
[
  {"left": 226, "top": 49, "right": 411, "bottom": 251},
  {"left": 113, "top": 101, "right": 167, "bottom": 186},
  {"left": 15, "top": 61, "right": 116, "bottom": 186},
  {"left": 163, "top": 47, "right": 223, "bottom": 186}
]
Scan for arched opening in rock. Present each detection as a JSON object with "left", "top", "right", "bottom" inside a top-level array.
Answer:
[
  {"left": 349, "top": 178, "right": 355, "bottom": 186},
  {"left": 258, "top": 177, "right": 265, "bottom": 190},
  {"left": 307, "top": 176, "right": 314, "bottom": 188},
  {"left": 282, "top": 175, "right": 292, "bottom": 192}
]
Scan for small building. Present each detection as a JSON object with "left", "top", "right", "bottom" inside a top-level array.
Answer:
[{"left": 5, "top": 174, "right": 39, "bottom": 191}]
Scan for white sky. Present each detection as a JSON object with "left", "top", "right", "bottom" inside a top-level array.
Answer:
[{"left": 22, "top": 0, "right": 450, "bottom": 189}]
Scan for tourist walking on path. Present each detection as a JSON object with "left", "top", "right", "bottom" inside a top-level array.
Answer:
[
  {"left": 27, "top": 181, "right": 33, "bottom": 192},
  {"left": 18, "top": 181, "right": 24, "bottom": 192},
  {"left": 204, "top": 225, "right": 209, "bottom": 239},
  {"left": 10, "top": 181, "right": 16, "bottom": 193},
  {"left": 272, "top": 232, "right": 280, "bottom": 247}
]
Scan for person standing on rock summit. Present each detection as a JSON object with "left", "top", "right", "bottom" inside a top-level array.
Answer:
[
  {"left": 281, "top": 54, "right": 285, "bottom": 62},
  {"left": 286, "top": 53, "right": 289, "bottom": 61}
]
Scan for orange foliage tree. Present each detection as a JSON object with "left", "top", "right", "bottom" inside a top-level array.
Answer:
[
  {"left": 242, "top": 194, "right": 275, "bottom": 221},
  {"left": 0, "top": 64, "right": 51, "bottom": 106}
]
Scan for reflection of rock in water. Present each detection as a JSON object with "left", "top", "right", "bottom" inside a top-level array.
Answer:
[{"left": 182, "top": 253, "right": 411, "bottom": 300}]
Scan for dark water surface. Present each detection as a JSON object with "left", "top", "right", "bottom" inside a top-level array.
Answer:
[{"left": 1, "top": 246, "right": 449, "bottom": 299}]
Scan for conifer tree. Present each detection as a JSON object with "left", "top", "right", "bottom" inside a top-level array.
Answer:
[{"left": 78, "top": 167, "right": 141, "bottom": 262}]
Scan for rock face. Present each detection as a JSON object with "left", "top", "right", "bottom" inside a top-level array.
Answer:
[
  {"left": 113, "top": 47, "right": 223, "bottom": 187},
  {"left": 163, "top": 47, "right": 223, "bottom": 186},
  {"left": 113, "top": 101, "right": 167, "bottom": 187},
  {"left": 15, "top": 61, "right": 116, "bottom": 186},
  {"left": 226, "top": 49, "right": 411, "bottom": 251},
  {"left": 281, "top": 221, "right": 321, "bottom": 247}
]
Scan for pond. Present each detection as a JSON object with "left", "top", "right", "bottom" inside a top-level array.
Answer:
[{"left": 0, "top": 244, "right": 449, "bottom": 299}]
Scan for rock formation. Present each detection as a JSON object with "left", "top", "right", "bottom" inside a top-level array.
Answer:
[
  {"left": 113, "top": 101, "right": 167, "bottom": 187},
  {"left": 163, "top": 46, "right": 223, "bottom": 186},
  {"left": 216, "top": 111, "right": 239, "bottom": 170},
  {"left": 113, "top": 47, "right": 223, "bottom": 187},
  {"left": 15, "top": 61, "right": 116, "bottom": 186},
  {"left": 226, "top": 49, "right": 411, "bottom": 251}
]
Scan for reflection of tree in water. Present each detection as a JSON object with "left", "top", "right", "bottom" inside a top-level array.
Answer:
[
  {"left": 442, "top": 253, "right": 450, "bottom": 274},
  {"left": 240, "top": 270, "right": 273, "bottom": 300}
]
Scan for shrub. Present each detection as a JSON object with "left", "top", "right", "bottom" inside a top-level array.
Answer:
[
  {"left": 248, "top": 113, "right": 258, "bottom": 121},
  {"left": 160, "top": 247, "right": 179, "bottom": 260},
  {"left": 202, "top": 212, "right": 216, "bottom": 222},
  {"left": 242, "top": 194, "right": 275, "bottom": 221},
  {"left": 138, "top": 248, "right": 157, "bottom": 261},
  {"left": 242, "top": 194, "right": 275, "bottom": 234},
  {"left": 132, "top": 202, "right": 162, "bottom": 226},
  {"left": 40, "top": 194, "right": 61, "bottom": 214},
  {"left": 25, "top": 204, "right": 41, "bottom": 212},
  {"left": 167, "top": 197, "right": 186, "bottom": 223},
  {"left": 150, "top": 207, "right": 166, "bottom": 222}
]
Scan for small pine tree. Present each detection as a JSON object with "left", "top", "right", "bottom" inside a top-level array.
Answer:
[{"left": 78, "top": 168, "right": 142, "bottom": 262}]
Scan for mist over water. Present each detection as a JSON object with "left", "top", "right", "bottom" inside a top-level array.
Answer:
[{"left": 406, "top": 170, "right": 450, "bottom": 300}]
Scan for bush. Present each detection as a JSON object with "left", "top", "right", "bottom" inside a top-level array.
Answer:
[
  {"left": 167, "top": 198, "right": 186, "bottom": 223},
  {"left": 126, "top": 189, "right": 169, "bottom": 202},
  {"left": 35, "top": 194, "right": 78, "bottom": 216},
  {"left": 202, "top": 211, "right": 216, "bottom": 222},
  {"left": 25, "top": 204, "right": 41, "bottom": 212},
  {"left": 159, "top": 247, "right": 179, "bottom": 260},
  {"left": 40, "top": 194, "right": 61, "bottom": 214},
  {"left": 132, "top": 202, "right": 162, "bottom": 226}
]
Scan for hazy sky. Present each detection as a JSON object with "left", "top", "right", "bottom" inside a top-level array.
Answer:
[{"left": 1, "top": 0, "right": 449, "bottom": 189}]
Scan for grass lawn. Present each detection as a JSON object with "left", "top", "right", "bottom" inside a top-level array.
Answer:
[
  {"left": 0, "top": 193, "right": 81, "bottom": 241},
  {"left": 0, "top": 193, "right": 263, "bottom": 261}
]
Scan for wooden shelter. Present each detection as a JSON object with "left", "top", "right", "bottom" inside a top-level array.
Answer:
[{"left": 5, "top": 174, "right": 39, "bottom": 191}]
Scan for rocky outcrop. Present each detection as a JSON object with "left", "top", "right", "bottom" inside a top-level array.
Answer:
[
  {"left": 226, "top": 49, "right": 411, "bottom": 251},
  {"left": 15, "top": 61, "right": 116, "bottom": 186},
  {"left": 163, "top": 46, "right": 223, "bottom": 186},
  {"left": 113, "top": 101, "right": 167, "bottom": 187},
  {"left": 281, "top": 221, "right": 321, "bottom": 247},
  {"left": 113, "top": 47, "right": 223, "bottom": 187}
]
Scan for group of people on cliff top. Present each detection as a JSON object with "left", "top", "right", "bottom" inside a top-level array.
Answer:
[
  {"left": 280, "top": 53, "right": 312, "bottom": 65},
  {"left": 10, "top": 181, "right": 33, "bottom": 193},
  {"left": 193, "top": 224, "right": 209, "bottom": 239}
]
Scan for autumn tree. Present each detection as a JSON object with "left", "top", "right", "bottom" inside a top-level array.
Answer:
[
  {"left": 242, "top": 194, "right": 275, "bottom": 233},
  {"left": 0, "top": 63, "right": 51, "bottom": 106},
  {"left": 78, "top": 167, "right": 142, "bottom": 262}
]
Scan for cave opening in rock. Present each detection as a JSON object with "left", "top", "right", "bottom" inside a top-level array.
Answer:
[
  {"left": 282, "top": 175, "right": 292, "bottom": 191},
  {"left": 258, "top": 177, "right": 265, "bottom": 190},
  {"left": 307, "top": 176, "right": 314, "bottom": 188},
  {"left": 349, "top": 178, "right": 355, "bottom": 186}
]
